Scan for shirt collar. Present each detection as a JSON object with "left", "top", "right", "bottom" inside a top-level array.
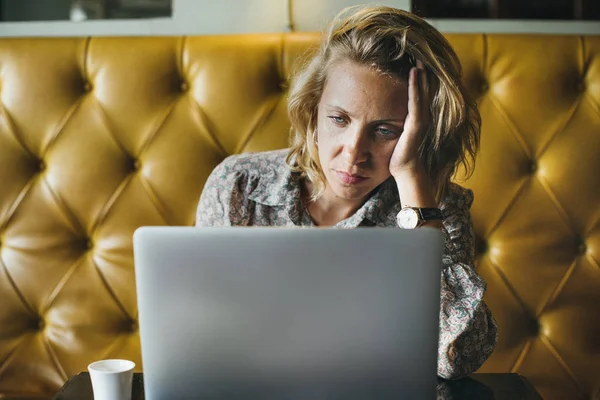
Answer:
[
  {"left": 245, "top": 162, "right": 305, "bottom": 225},
  {"left": 338, "top": 178, "right": 402, "bottom": 228},
  {"left": 247, "top": 162, "right": 401, "bottom": 227},
  {"left": 246, "top": 161, "right": 298, "bottom": 207}
]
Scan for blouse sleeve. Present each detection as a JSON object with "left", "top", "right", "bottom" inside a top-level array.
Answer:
[
  {"left": 436, "top": 184, "right": 498, "bottom": 379},
  {"left": 195, "top": 157, "right": 251, "bottom": 227}
]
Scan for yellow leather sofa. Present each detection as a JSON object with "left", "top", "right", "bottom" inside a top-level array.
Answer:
[{"left": 0, "top": 33, "right": 598, "bottom": 400}]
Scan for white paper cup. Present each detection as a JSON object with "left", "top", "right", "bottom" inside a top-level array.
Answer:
[{"left": 88, "top": 359, "right": 135, "bottom": 400}]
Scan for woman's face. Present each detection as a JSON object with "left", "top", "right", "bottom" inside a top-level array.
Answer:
[{"left": 316, "top": 59, "right": 409, "bottom": 202}]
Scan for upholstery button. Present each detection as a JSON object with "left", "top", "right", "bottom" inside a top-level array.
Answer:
[
  {"left": 130, "top": 319, "right": 138, "bottom": 332},
  {"left": 38, "top": 160, "right": 46, "bottom": 172},
  {"left": 180, "top": 81, "right": 189, "bottom": 92},
  {"left": 576, "top": 79, "right": 585, "bottom": 93},
  {"left": 129, "top": 158, "right": 142, "bottom": 171},
  {"left": 83, "top": 82, "right": 93, "bottom": 92},
  {"left": 577, "top": 241, "right": 586, "bottom": 255},
  {"left": 84, "top": 239, "right": 93, "bottom": 251},
  {"left": 475, "top": 238, "right": 487, "bottom": 256},
  {"left": 528, "top": 160, "right": 537, "bottom": 174},
  {"left": 480, "top": 80, "right": 489, "bottom": 93},
  {"left": 530, "top": 319, "right": 540, "bottom": 336},
  {"left": 37, "top": 318, "right": 45, "bottom": 331}
]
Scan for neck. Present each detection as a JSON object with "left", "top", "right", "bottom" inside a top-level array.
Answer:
[{"left": 303, "top": 180, "right": 367, "bottom": 226}]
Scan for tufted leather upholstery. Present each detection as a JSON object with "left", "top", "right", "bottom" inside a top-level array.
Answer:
[{"left": 0, "top": 33, "right": 599, "bottom": 399}]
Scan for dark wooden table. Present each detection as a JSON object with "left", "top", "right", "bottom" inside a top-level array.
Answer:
[{"left": 53, "top": 372, "right": 542, "bottom": 399}]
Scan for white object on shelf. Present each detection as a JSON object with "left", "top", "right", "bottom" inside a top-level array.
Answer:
[{"left": 70, "top": 2, "right": 88, "bottom": 22}]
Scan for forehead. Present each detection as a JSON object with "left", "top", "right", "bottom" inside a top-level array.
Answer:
[{"left": 320, "top": 59, "right": 408, "bottom": 118}]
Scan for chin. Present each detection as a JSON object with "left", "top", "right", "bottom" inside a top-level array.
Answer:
[{"left": 331, "top": 182, "right": 373, "bottom": 200}]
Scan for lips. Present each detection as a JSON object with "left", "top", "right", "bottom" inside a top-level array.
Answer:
[{"left": 335, "top": 171, "right": 368, "bottom": 185}]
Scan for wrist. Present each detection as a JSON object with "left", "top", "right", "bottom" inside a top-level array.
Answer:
[
  {"left": 393, "top": 166, "right": 428, "bottom": 186},
  {"left": 393, "top": 168, "right": 438, "bottom": 209},
  {"left": 396, "top": 207, "right": 444, "bottom": 229},
  {"left": 392, "top": 162, "right": 427, "bottom": 182}
]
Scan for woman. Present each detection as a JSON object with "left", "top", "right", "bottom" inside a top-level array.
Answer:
[{"left": 196, "top": 5, "right": 497, "bottom": 379}]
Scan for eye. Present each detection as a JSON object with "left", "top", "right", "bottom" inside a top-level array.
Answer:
[
  {"left": 328, "top": 116, "right": 347, "bottom": 126},
  {"left": 375, "top": 127, "right": 401, "bottom": 139}
]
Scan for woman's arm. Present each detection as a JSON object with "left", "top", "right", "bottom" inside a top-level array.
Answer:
[
  {"left": 390, "top": 63, "right": 497, "bottom": 378},
  {"left": 435, "top": 185, "right": 498, "bottom": 379},
  {"left": 195, "top": 157, "right": 249, "bottom": 227},
  {"left": 395, "top": 173, "right": 498, "bottom": 378}
]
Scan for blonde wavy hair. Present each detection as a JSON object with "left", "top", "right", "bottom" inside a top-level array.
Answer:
[{"left": 286, "top": 5, "right": 480, "bottom": 202}]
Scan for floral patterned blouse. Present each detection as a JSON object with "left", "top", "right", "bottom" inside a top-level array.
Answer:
[{"left": 196, "top": 149, "right": 498, "bottom": 380}]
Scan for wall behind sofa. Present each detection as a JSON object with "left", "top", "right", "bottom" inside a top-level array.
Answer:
[
  {"left": 0, "top": 0, "right": 410, "bottom": 36},
  {"left": 0, "top": 0, "right": 599, "bottom": 36}
]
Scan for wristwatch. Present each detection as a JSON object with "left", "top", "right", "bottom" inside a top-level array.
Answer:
[{"left": 396, "top": 207, "right": 443, "bottom": 229}]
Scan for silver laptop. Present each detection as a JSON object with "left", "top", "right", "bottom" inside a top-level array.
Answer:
[{"left": 133, "top": 227, "right": 444, "bottom": 399}]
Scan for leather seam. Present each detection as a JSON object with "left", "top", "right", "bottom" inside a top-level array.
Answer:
[
  {"left": 538, "top": 335, "right": 586, "bottom": 396},
  {"left": 487, "top": 93, "right": 532, "bottom": 159},
  {"left": 536, "top": 258, "right": 578, "bottom": 318},
  {"left": 137, "top": 175, "right": 171, "bottom": 226}
]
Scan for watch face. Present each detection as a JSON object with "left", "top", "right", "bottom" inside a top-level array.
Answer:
[{"left": 398, "top": 208, "right": 420, "bottom": 229}]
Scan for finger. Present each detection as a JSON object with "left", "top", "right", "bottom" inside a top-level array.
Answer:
[
  {"left": 407, "top": 67, "right": 419, "bottom": 117},
  {"left": 415, "top": 60, "right": 431, "bottom": 122},
  {"left": 415, "top": 60, "right": 429, "bottom": 99},
  {"left": 407, "top": 67, "right": 421, "bottom": 132}
]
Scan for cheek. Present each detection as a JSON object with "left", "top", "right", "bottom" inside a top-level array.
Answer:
[
  {"left": 317, "top": 121, "right": 342, "bottom": 154},
  {"left": 315, "top": 121, "right": 329, "bottom": 167},
  {"left": 381, "top": 143, "right": 397, "bottom": 161},
  {"left": 372, "top": 144, "right": 397, "bottom": 172}
]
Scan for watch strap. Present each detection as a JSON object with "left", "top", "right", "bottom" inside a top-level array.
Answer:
[{"left": 417, "top": 207, "right": 444, "bottom": 221}]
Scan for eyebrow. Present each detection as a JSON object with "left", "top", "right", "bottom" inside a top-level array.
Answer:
[{"left": 324, "top": 104, "right": 405, "bottom": 125}]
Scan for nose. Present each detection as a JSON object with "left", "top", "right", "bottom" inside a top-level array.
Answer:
[{"left": 342, "top": 126, "right": 369, "bottom": 165}]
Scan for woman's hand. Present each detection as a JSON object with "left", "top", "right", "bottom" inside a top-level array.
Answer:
[
  {"left": 390, "top": 60, "right": 439, "bottom": 214},
  {"left": 389, "top": 60, "right": 431, "bottom": 179}
]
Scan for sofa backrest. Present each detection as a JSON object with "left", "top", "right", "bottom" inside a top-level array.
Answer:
[{"left": 0, "top": 34, "right": 598, "bottom": 399}]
